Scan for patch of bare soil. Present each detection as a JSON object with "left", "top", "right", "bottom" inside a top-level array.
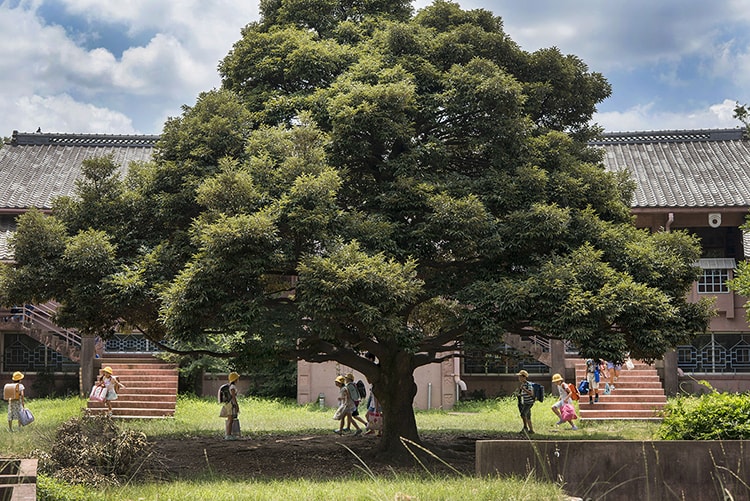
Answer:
[{"left": 154, "top": 431, "right": 517, "bottom": 480}]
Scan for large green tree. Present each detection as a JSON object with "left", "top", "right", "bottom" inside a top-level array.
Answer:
[{"left": 0, "top": 0, "right": 711, "bottom": 456}]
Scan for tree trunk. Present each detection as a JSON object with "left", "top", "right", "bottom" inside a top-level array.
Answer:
[{"left": 375, "top": 352, "right": 421, "bottom": 457}]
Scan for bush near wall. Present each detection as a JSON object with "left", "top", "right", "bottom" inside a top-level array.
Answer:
[{"left": 659, "top": 390, "right": 750, "bottom": 440}]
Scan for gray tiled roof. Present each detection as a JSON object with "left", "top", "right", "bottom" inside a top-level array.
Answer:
[
  {"left": 0, "top": 216, "right": 14, "bottom": 262},
  {"left": 0, "top": 131, "right": 157, "bottom": 210},
  {"left": 0, "top": 131, "right": 157, "bottom": 260},
  {"left": 594, "top": 128, "right": 750, "bottom": 209}
]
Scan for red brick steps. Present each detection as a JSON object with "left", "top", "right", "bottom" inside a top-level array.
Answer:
[
  {"left": 573, "top": 359, "right": 667, "bottom": 420},
  {"left": 86, "top": 356, "right": 178, "bottom": 419}
]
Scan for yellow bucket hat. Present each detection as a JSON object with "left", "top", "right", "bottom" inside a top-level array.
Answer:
[
  {"left": 228, "top": 372, "right": 240, "bottom": 383},
  {"left": 12, "top": 371, "right": 24, "bottom": 381}
]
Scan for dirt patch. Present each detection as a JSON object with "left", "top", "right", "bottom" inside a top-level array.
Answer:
[{"left": 154, "top": 431, "right": 517, "bottom": 480}]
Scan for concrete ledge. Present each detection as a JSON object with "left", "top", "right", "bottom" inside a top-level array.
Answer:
[
  {"left": 476, "top": 440, "right": 748, "bottom": 501},
  {"left": 0, "top": 459, "right": 37, "bottom": 501}
]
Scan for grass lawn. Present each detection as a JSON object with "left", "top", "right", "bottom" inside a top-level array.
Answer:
[{"left": 2, "top": 395, "right": 661, "bottom": 500}]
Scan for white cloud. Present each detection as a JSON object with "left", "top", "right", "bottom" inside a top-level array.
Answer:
[
  {"left": 57, "top": 0, "right": 258, "bottom": 59},
  {"left": 2, "top": 0, "right": 749, "bottom": 136},
  {"left": 595, "top": 99, "right": 743, "bottom": 132},
  {"left": 11, "top": 94, "right": 137, "bottom": 134},
  {"left": 0, "top": 1, "right": 258, "bottom": 134},
  {"left": 114, "top": 34, "right": 203, "bottom": 94}
]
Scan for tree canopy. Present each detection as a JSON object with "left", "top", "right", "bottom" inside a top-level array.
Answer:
[{"left": 0, "top": 0, "right": 711, "bottom": 455}]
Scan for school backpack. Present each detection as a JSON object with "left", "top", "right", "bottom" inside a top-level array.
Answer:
[
  {"left": 218, "top": 383, "right": 232, "bottom": 403},
  {"left": 347, "top": 381, "right": 360, "bottom": 402},
  {"left": 567, "top": 382, "right": 580, "bottom": 401},
  {"left": 578, "top": 380, "right": 589, "bottom": 395},
  {"left": 531, "top": 382, "right": 544, "bottom": 402},
  {"left": 356, "top": 380, "right": 367, "bottom": 400},
  {"left": 3, "top": 383, "right": 19, "bottom": 401}
]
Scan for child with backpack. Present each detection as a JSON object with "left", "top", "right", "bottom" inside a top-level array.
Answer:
[
  {"left": 515, "top": 370, "right": 536, "bottom": 434},
  {"left": 344, "top": 373, "right": 367, "bottom": 434},
  {"left": 551, "top": 373, "right": 578, "bottom": 430},
  {"left": 5, "top": 371, "right": 26, "bottom": 431},
  {"left": 585, "top": 358, "right": 601, "bottom": 404},
  {"left": 218, "top": 372, "right": 241, "bottom": 440}
]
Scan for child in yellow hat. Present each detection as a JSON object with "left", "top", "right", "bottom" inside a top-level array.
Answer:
[{"left": 6, "top": 372, "right": 25, "bottom": 431}]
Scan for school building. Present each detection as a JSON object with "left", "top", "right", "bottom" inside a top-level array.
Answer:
[{"left": 2, "top": 128, "right": 750, "bottom": 410}]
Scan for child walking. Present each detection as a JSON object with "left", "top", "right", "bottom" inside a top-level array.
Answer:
[
  {"left": 98, "top": 366, "right": 124, "bottom": 417},
  {"left": 516, "top": 370, "right": 535, "bottom": 434},
  {"left": 551, "top": 373, "right": 578, "bottom": 430},
  {"left": 6, "top": 372, "right": 25, "bottom": 431}
]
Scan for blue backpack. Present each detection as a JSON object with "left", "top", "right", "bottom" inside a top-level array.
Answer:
[
  {"left": 531, "top": 382, "right": 544, "bottom": 402},
  {"left": 578, "top": 380, "right": 589, "bottom": 395}
]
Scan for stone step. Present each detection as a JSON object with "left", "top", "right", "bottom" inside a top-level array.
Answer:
[
  {"left": 572, "top": 358, "right": 667, "bottom": 420},
  {"left": 109, "top": 374, "right": 179, "bottom": 386},
  {"left": 88, "top": 398, "right": 176, "bottom": 409},
  {"left": 90, "top": 393, "right": 178, "bottom": 403},
  {"left": 98, "top": 363, "right": 177, "bottom": 370},
  {"left": 585, "top": 381, "right": 663, "bottom": 389},
  {"left": 86, "top": 406, "right": 175, "bottom": 417},
  {"left": 588, "top": 383, "right": 663, "bottom": 391},
  {"left": 579, "top": 394, "right": 667, "bottom": 403},
  {"left": 103, "top": 368, "right": 178, "bottom": 376},
  {"left": 116, "top": 386, "right": 177, "bottom": 395},
  {"left": 578, "top": 401, "right": 666, "bottom": 410},
  {"left": 579, "top": 409, "right": 665, "bottom": 420},
  {"left": 87, "top": 358, "right": 178, "bottom": 419}
]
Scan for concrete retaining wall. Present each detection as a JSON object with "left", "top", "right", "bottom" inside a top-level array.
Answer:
[
  {"left": 0, "top": 458, "right": 37, "bottom": 501},
  {"left": 476, "top": 440, "right": 748, "bottom": 501}
]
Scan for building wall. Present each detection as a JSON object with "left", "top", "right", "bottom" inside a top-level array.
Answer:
[{"left": 297, "top": 356, "right": 461, "bottom": 410}]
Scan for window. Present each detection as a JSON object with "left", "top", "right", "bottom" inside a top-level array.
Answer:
[
  {"left": 695, "top": 258, "right": 734, "bottom": 294},
  {"left": 462, "top": 344, "right": 548, "bottom": 375},
  {"left": 697, "top": 269, "right": 729, "bottom": 293},
  {"left": 677, "top": 334, "right": 750, "bottom": 373}
]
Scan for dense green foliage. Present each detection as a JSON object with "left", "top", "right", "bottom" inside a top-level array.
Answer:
[
  {"left": 0, "top": 0, "right": 712, "bottom": 453},
  {"left": 659, "top": 390, "right": 750, "bottom": 440}
]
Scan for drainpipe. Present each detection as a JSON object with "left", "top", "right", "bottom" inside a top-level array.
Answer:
[{"left": 665, "top": 212, "right": 674, "bottom": 233}]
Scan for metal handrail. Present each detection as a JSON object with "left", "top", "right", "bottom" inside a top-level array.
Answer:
[{"left": 22, "top": 302, "right": 82, "bottom": 347}]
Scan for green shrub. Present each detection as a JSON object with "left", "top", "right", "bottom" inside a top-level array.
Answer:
[{"left": 659, "top": 390, "right": 750, "bottom": 440}]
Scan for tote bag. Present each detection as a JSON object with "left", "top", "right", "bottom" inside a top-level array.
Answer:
[
  {"left": 366, "top": 410, "right": 383, "bottom": 431},
  {"left": 333, "top": 403, "right": 346, "bottom": 421},
  {"left": 219, "top": 402, "right": 233, "bottom": 417},
  {"left": 19, "top": 408, "right": 34, "bottom": 426},
  {"left": 89, "top": 385, "right": 107, "bottom": 402},
  {"left": 231, "top": 418, "right": 241, "bottom": 437}
]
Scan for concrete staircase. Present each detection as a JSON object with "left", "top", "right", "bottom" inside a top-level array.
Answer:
[
  {"left": 86, "top": 355, "right": 178, "bottom": 419},
  {"left": 504, "top": 333, "right": 551, "bottom": 366},
  {"left": 573, "top": 359, "right": 667, "bottom": 420},
  {"left": 1, "top": 303, "right": 91, "bottom": 362}
]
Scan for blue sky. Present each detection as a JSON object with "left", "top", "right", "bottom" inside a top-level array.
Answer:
[{"left": 1, "top": 0, "right": 749, "bottom": 136}]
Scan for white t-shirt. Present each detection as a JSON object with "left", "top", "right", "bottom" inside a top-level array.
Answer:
[{"left": 557, "top": 383, "right": 572, "bottom": 404}]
